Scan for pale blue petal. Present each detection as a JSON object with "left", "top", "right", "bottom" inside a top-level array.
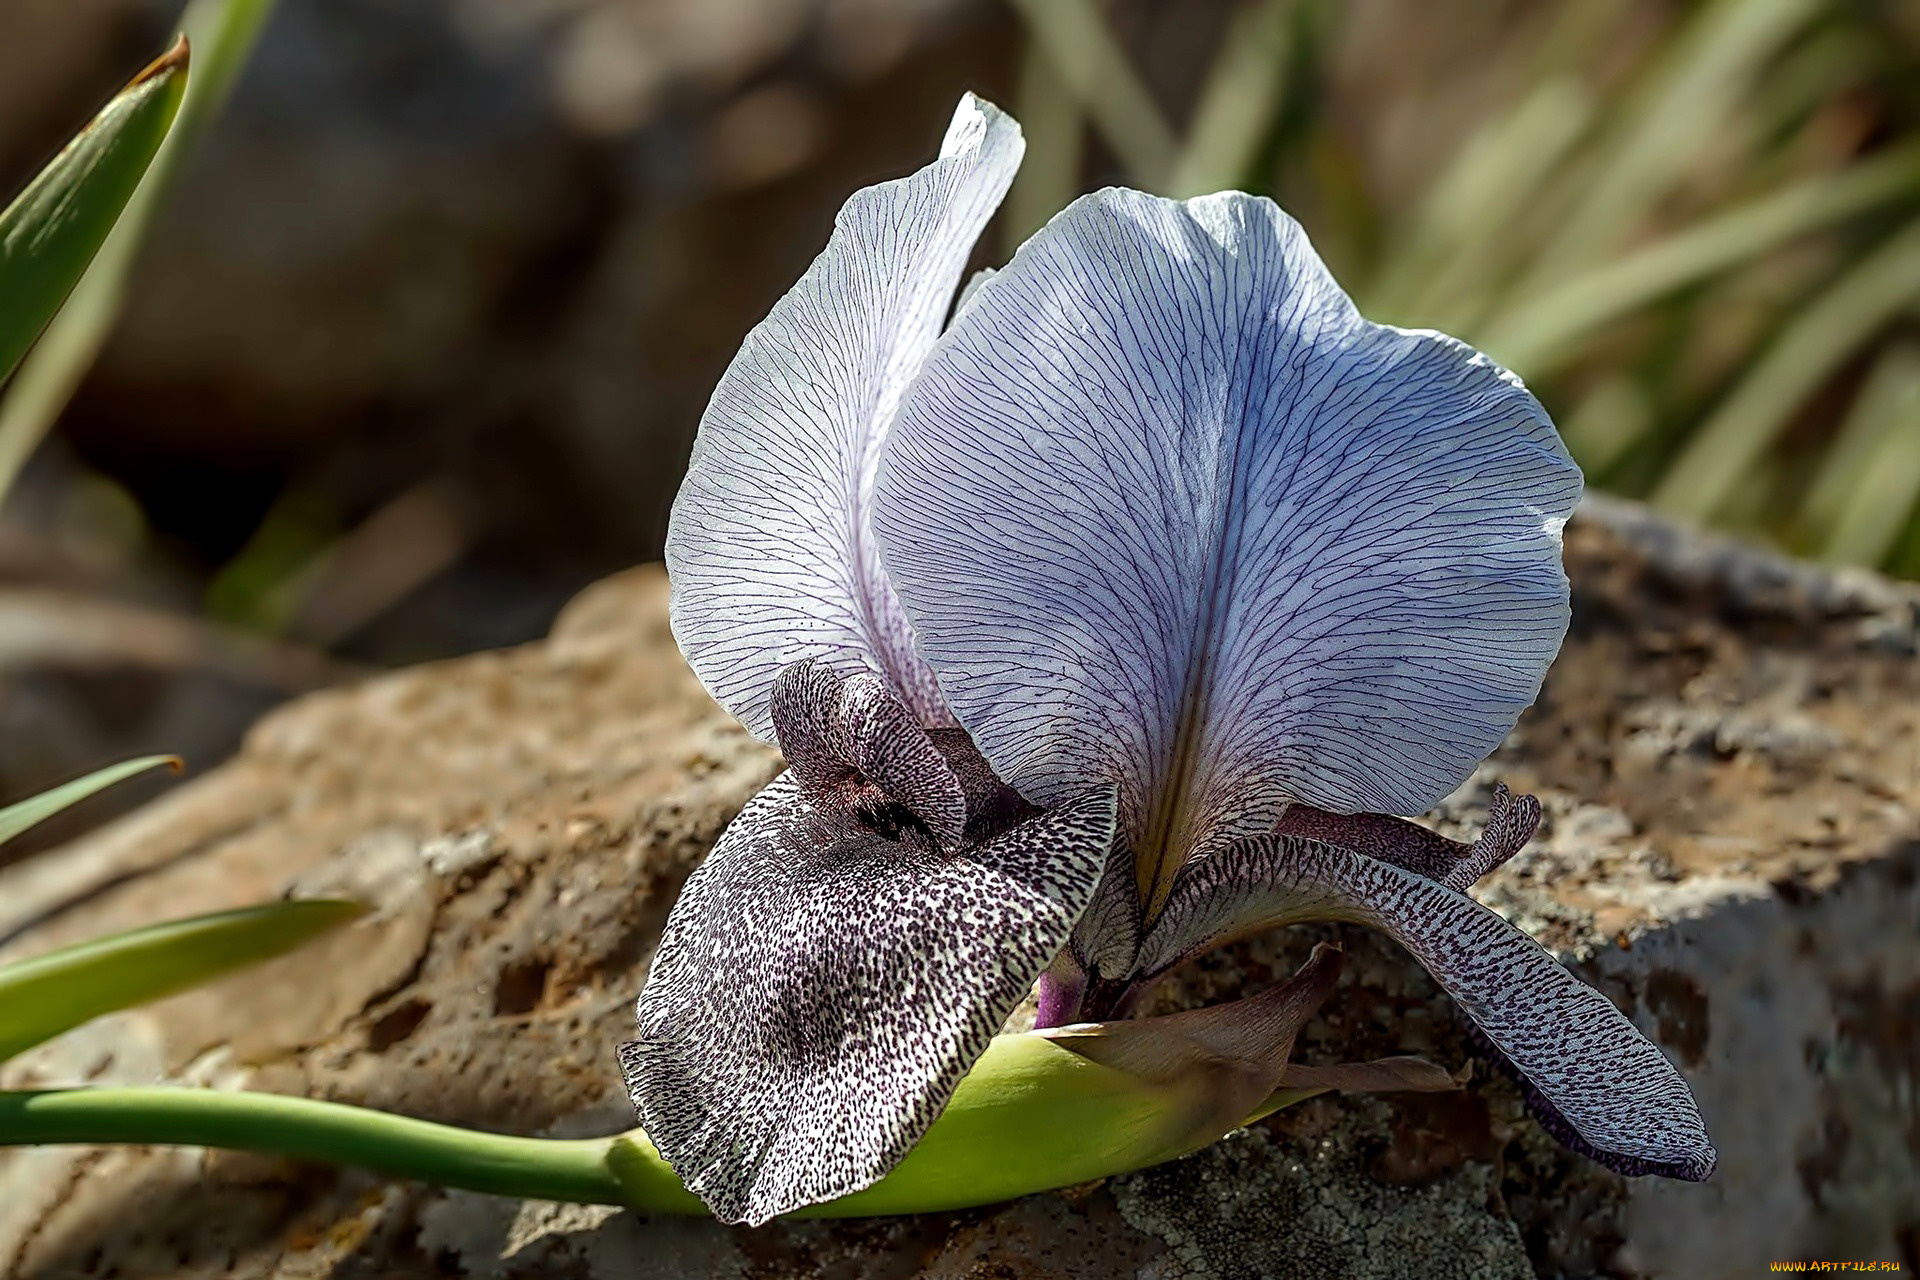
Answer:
[
  {"left": 876, "top": 189, "right": 1581, "bottom": 903},
  {"left": 666, "top": 95, "right": 1023, "bottom": 736}
]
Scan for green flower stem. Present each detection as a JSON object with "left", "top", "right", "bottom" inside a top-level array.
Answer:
[
  {"left": 0, "top": 1034, "right": 1316, "bottom": 1218},
  {"left": 0, "top": 1087, "right": 651, "bottom": 1208}
]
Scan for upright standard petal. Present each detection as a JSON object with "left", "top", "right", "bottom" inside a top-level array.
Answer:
[
  {"left": 624, "top": 777, "right": 1116, "bottom": 1224},
  {"left": 876, "top": 189, "right": 1582, "bottom": 909},
  {"left": 666, "top": 95, "right": 1024, "bottom": 736},
  {"left": 1134, "top": 836, "right": 1717, "bottom": 1182}
]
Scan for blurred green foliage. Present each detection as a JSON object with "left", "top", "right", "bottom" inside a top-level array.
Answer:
[
  {"left": 0, "top": 0, "right": 274, "bottom": 506},
  {"left": 0, "top": 42, "right": 185, "bottom": 395},
  {"left": 1011, "top": 0, "right": 1920, "bottom": 576},
  {"left": 0, "top": 10, "right": 368, "bottom": 1091}
]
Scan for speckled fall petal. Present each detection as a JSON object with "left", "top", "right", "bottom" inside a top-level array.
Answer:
[
  {"left": 623, "top": 665, "right": 1116, "bottom": 1224},
  {"left": 1135, "top": 834, "right": 1717, "bottom": 1182}
]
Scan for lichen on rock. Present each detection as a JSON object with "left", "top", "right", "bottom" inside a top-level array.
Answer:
[{"left": 1111, "top": 1111, "right": 1533, "bottom": 1280}]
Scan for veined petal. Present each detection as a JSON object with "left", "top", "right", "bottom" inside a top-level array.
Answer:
[
  {"left": 769, "top": 657, "right": 862, "bottom": 792},
  {"left": 842, "top": 672, "right": 968, "bottom": 849},
  {"left": 876, "top": 189, "right": 1581, "bottom": 909},
  {"left": 1038, "top": 943, "right": 1342, "bottom": 1153},
  {"left": 1135, "top": 835, "right": 1716, "bottom": 1181},
  {"left": 624, "top": 777, "right": 1115, "bottom": 1224},
  {"left": 1274, "top": 1056, "right": 1463, "bottom": 1095},
  {"left": 666, "top": 95, "right": 1024, "bottom": 736}
]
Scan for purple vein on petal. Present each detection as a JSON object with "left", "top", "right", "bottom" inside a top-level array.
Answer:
[
  {"left": 666, "top": 95, "right": 1024, "bottom": 735},
  {"left": 875, "top": 187, "right": 1582, "bottom": 920}
]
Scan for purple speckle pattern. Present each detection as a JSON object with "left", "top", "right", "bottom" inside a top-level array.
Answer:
[
  {"left": 1272, "top": 781, "right": 1541, "bottom": 891},
  {"left": 841, "top": 672, "right": 969, "bottom": 850},
  {"left": 1135, "top": 834, "right": 1717, "bottom": 1182},
  {"left": 623, "top": 664, "right": 1115, "bottom": 1224},
  {"left": 666, "top": 95, "right": 1023, "bottom": 736},
  {"left": 771, "top": 659, "right": 968, "bottom": 849}
]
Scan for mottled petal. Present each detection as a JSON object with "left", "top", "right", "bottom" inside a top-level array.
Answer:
[
  {"left": 1135, "top": 836, "right": 1715, "bottom": 1181},
  {"left": 624, "top": 778, "right": 1115, "bottom": 1224},
  {"left": 1073, "top": 850, "right": 1147, "bottom": 975},
  {"left": 667, "top": 95, "right": 1024, "bottom": 735},
  {"left": 769, "top": 658, "right": 859, "bottom": 792},
  {"left": 876, "top": 189, "right": 1581, "bottom": 907},
  {"left": 1458, "top": 1019, "right": 1701, "bottom": 1179},
  {"left": 1440, "top": 784, "right": 1540, "bottom": 891},
  {"left": 768, "top": 656, "right": 975, "bottom": 855},
  {"left": 925, "top": 726, "right": 1042, "bottom": 840},
  {"left": 769, "top": 660, "right": 969, "bottom": 848},
  {"left": 1273, "top": 783, "right": 1541, "bottom": 891},
  {"left": 842, "top": 672, "right": 968, "bottom": 849},
  {"left": 1031, "top": 845, "right": 1148, "bottom": 1027}
]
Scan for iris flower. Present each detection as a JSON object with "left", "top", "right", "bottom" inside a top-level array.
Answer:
[{"left": 622, "top": 94, "right": 1714, "bottom": 1225}]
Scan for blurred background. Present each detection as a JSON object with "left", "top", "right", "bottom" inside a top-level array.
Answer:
[{"left": 1, "top": 0, "right": 1917, "bottom": 843}]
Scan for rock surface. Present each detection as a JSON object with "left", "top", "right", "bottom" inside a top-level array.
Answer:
[{"left": 1, "top": 498, "right": 1916, "bottom": 1279}]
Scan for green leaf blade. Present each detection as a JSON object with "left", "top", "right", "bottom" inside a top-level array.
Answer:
[
  {"left": 0, "top": 0, "right": 278, "bottom": 506},
  {"left": 0, "top": 755, "right": 181, "bottom": 848},
  {"left": 0, "top": 899, "right": 364, "bottom": 1062},
  {"left": 0, "top": 39, "right": 189, "bottom": 387}
]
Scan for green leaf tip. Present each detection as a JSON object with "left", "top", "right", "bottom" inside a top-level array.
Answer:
[
  {"left": 0, "top": 39, "right": 190, "bottom": 387},
  {"left": 0, "top": 0, "right": 285, "bottom": 508},
  {"left": 131, "top": 35, "right": 194, "bottom": 89},
  {"left": 0, "top": 898, "right": 365, "bottom": 1063},
  {"left": 0, "top": 754, "right": 183, "bottom": 848}
]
